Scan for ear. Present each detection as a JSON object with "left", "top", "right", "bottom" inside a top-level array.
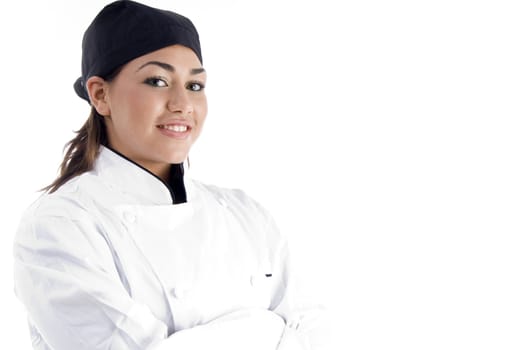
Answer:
[{"left": 86, "top": 76, "right": 111, "bottom": 116}]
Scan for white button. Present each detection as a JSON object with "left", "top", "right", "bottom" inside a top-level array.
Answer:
[
  {"left": 123, "top": 211, "right": 136, "bottom": 223},
  {"left": 169, "top": 287, "right": 189, "bottom": 299},
  {"left": 218, "top": 198, "right": 228, "bottom": 208}
]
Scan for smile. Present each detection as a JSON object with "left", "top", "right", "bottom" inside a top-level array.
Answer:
[{"left": 157, "top": 124, "right": 189, "bottom": 132}]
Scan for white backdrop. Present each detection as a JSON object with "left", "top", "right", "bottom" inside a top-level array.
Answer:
[{"left": 1, "top": 0, "right": 525, "bottom": 349}]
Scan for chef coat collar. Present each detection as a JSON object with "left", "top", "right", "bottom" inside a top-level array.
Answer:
[{"left": 94, "top": 146, "right": 188, "bottom": 205}]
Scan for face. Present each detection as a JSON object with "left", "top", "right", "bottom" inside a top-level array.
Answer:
[{"left": 94, "top": 45, "right": 207, "bottom": 179}]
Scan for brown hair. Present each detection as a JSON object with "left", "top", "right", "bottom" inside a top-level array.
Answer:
[
  {"left": 43, "top": 108, "right": 108, "bottom": 193},
  {"left": 43, "top": 67, "right": 125, "bottom": 193}
]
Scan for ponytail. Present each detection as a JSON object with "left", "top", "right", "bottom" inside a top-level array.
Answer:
[{"left": 43, "top": 108, "right": 107, "bottom": 193}]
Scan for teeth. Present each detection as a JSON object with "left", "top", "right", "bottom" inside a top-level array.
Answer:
[{"left": 158, "top": 124, "right": 188, "bottom": 132}]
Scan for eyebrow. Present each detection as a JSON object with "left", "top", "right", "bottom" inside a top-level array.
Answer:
[{"left": 136, "top": 61, "right": 206, "bottom": 75}]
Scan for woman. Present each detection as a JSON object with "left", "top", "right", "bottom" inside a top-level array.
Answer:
[{"left": 13, "top": 1, "right": 324, "bottom": 349}]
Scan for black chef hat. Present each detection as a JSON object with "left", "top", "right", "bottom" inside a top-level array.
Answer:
[{"left": 74, "top": 0, "right": 202, "bottom": 103}]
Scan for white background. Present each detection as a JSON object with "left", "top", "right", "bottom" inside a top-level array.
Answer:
[{"left": 1, "top": 0, "right": 525, "bottom": 349}]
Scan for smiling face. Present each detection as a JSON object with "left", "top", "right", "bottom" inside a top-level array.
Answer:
[{"left": 88, "top": 45, "right": 207, "bottom": 180}]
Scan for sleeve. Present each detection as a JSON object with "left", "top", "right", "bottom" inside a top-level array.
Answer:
[
  {"left": 263, "top": 214, "right": 331, "bottom": 350},
  {"left": 13, "top": 210, "right": 287, "bottom": 350}
]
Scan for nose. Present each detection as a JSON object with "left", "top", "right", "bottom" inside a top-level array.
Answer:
[{"left": 167, "top": 86, "right": 193, "bottom": 115}]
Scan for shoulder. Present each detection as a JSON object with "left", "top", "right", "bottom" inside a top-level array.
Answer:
[
  {"left": 190, "top": 179, "right": 287, "bottom": 251},
  {"left": 24, "top": 178, "right": 86, "bottom": 218},
  {"left": 190, "top": 179, "right": 276, "bottom": 226},
  {"left": 15, "top": 176, "right": 98, "bottom": 243},
  {"left": 192, "top": 180, "right": 268, "bottom": 212},
  {"left": 35, "top": 167, "right": 123, "bottom": 215}
]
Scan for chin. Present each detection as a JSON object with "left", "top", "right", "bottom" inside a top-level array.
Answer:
[{"left": 165, "top": 153, "right": 189, "bottom": 165}]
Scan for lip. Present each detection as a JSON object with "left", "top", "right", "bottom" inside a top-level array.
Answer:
[
  {"left": 156, "top": 119, "right": 193, "bottom": 140},
  {"left": 156, "top": 118, "right": 193, "bottom": 128}
]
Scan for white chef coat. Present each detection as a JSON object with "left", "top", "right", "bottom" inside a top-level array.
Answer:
[{"left": 14, "top": 146, "right": 323, "bottom": 350}]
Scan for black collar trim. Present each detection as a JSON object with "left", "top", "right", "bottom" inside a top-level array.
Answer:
[{"left": 104, "top": 147, "right": 187, "bottom": 204}]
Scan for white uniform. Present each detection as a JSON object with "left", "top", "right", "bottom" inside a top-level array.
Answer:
[{"left": 14, "top": 147, "right": 322, "bottom": 350}]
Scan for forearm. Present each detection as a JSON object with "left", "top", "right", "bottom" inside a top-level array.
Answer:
[{"left": 148, "top": 309, "right": 285, "bottom": 350}]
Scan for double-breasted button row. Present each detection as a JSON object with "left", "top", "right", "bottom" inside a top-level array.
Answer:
[{"left": 122, "top": 211, "right": 136, "bottom": 223}]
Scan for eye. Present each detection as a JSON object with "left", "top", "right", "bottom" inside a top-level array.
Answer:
[
  {"left": 187, "top": 82, "right": 205, "bottom": 92},
  {"left": 144, "top": 77, "right": 168, "bottom": 87}
]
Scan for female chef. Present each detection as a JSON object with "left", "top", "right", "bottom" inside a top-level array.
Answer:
[{"left": 13, "top": 1, "right": 324, "bottom": 349}]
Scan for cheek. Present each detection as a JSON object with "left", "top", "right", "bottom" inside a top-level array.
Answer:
[
  {"left": 111, "top": 80, "right": 151, "bottom": 108},
  {"left": 111, "top": 88, "right": 162, "bottom": 127},
  {"left": 119, "top": 89, "right": 149, "bottom": 114},
  {"left": 195, "top": 96, "right": 208, "bottom": 124}
]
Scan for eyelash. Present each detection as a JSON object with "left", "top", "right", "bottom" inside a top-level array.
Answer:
[
  {"left": 144, "top": 76, "right": 168, "bottom": 87},
  {"left": 143, "top": 77, "right": 205, "bottom": 91},
  {"left": 187, "top": 81, "right": 205, "bottom": 92}
]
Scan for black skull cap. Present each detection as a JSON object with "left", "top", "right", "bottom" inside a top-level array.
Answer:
[{"left": 73, "top": 0, "right": 202, "bottom": 103}]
